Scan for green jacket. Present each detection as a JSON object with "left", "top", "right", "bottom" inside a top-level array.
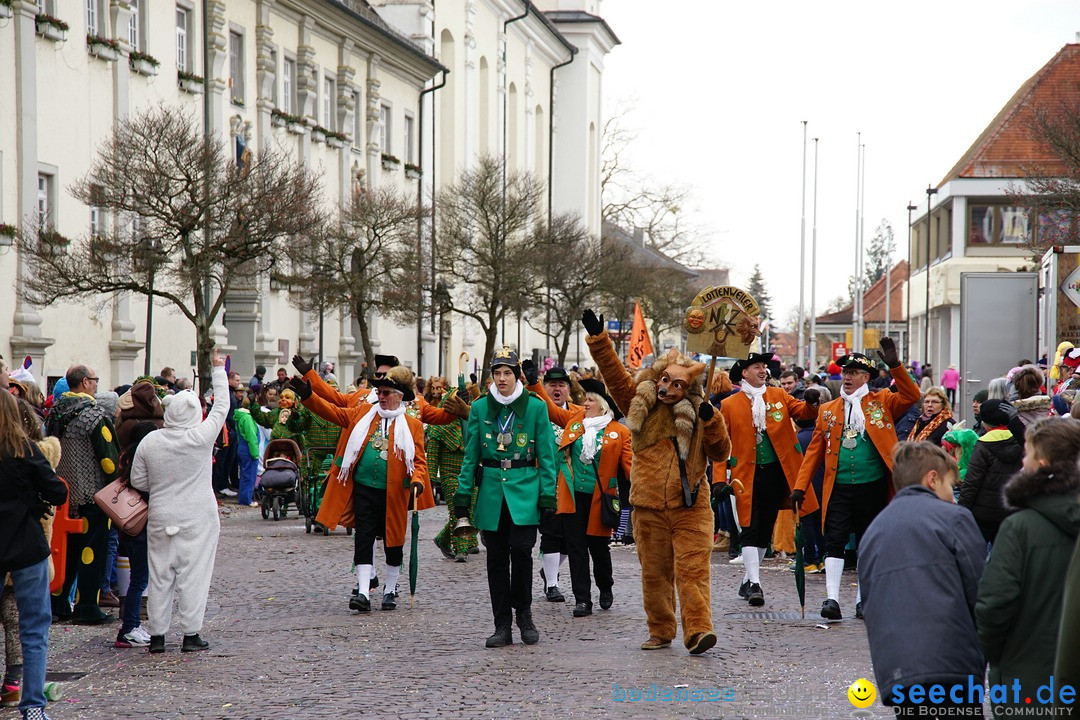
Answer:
[
  {"left": 455, "top": 388, "right": 557, "bottom": 531},
  {"left": 233, "top": 408, "right": 260, "bottom": 458},
  {"left": 976, "top": 467, "right": 1080, "bottom": 707},
  {"left": 1057, "top": 534, "right": 1080, "bottom": 705}
]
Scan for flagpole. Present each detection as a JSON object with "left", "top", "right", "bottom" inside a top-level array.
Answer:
[
  {"left": 809, "top": 137, "right": 819, "bottom": 371},
  {"left": 798, "top": 121, "right": 808, "bottom": 369}
]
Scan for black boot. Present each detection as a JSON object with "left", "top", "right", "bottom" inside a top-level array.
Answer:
[
  {"left": 149, "top": 635, "right": 165, "bottom": 654},
  {"left": 181, "top": 633, "right": 210, "bottom": 652},
  {"left": 485, "top": 626, "right": 512, "bottom": 648},
  {"left": 821, "top": 599, "right": 842, "bottom": 620},
  {"left": 747, "top": 583, "right": 764, "bottom": 607},
  {"left": 516, "top": 608, "right": 540, "bottom": 645},
  {"left": 349, "top": 594, "right": 371, "bottom": 612},
  {"left": 599, "top": 590, "right": 613, "bottom": 610}
]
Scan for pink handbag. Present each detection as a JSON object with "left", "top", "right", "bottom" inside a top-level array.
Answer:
[{"left": 94, "top": 479, "right": 148, "bottom": 536}]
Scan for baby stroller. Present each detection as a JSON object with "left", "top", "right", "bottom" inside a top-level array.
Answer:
[{"left": 260, "top": 438, "right": 301, "bottom": 521}]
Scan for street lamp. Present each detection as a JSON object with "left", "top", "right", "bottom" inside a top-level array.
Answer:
[
  {"left": 434, "top": 281, "right": 452, "bottom": 376},
  {"left": 138, "top": 237, "right": 163, "bottom": 376},
  {"left": 906, "top": 202, "right": 918, "bottom": 361},
  {"left": 924, "top": 186, "right": 938, "bottom": 367}
]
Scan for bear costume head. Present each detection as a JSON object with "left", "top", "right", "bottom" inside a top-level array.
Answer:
[
  {"left": 626, "top": 347, "right": 707, "bottom": 460},
  {"left": 656, "top": 348, "right": 707, "bottom": 405}
]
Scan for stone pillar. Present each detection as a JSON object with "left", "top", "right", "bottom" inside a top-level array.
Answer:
[
  {"left": 9, "top": 0, "right": 54, "bottom": 368},
  {"left": 252, "top": 273, "right": 280, "bottom": 373},
  {"left": 205, "top": 0, "right": 231, "bottom": 350},
  {"left": 365, "top": 55, "right": 382, "bottom": 188},
  {"left": 338, "top": 308, "right": 364, "bottom": 388}
]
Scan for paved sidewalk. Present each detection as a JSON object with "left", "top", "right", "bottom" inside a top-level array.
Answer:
[{"left": 8, "top": 504, "right": 896, "bottom": 719}]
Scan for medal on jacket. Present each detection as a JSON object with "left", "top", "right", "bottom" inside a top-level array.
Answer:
[
  {"left": 497, "top": 411, "right": 515, "bottom": 451},
  {"left": 379, "top": 450, "right": 389, "bottom": 461},
  {"left": 372, "top": 420, "right": 388, "bottom": 452},
  {"left": 842, "top": 427, "right": 858, "bottom": 450}
]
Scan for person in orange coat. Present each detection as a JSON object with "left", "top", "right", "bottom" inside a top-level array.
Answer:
[
  {"left": 791, "top": 338, "right": 920, "bottom": 621},
  {"left": 287, "top": 366, "right": 433, "bottom": 613},
  {"left": 719, "top": 353, "right": 821, "bottom": 607},
  {"left": 532, "top": 378, "right": 633, "bottom": 617}
]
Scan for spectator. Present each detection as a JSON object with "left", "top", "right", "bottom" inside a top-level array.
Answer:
[
  {"left": 906, "top": 388, "right": 954, "bottom": 447},
  {"left": 159, "top": 367, "right": 177, "bottom": 392},
  {"left": 778, "top": 370, "right": 805, "bottom": 399},
  {"left": 249, "top": 365, "right": 266, "bottom": 390},
  {"left": 1011, "top": 365, "right": 1051, "bottom": 427},
  {"left": 232, "top": 400, "right": 261, "bottom": 507},
  {"left": 211, "top": 373, "right": 241, "bottom": 497},
  {"left": 957, "top": 399, "right": 1022, "bottom": 545},
  {"left": 1056, "top": 535, "right": 1080, "bottom": 699},
  {"left": 859, "top": 442, "right": 985, "bottom": 719},
  {"left": 267, "top": 368, "right": 290, "bottom": 395},
  {"left": 976, "top": 418, "right": 1080, "bottom": 716},
  {"left": 46, "top": 365, "right": 119, "bottom": 625},
  {"left": 112, "top": 421, "right": 156, "bottom": 649},
  {"left": 0, "top": 390, "right": 68, "bottom": 720},
  {"left": 987, "top": 377, "right": 1009, "bottom": 401},
  {"left": 971, "top": 389, "right": 989, "bottom": 436},
  {"left": 94, "top": 392, "right": 122, "bottom": 610},
  {"left": 129, "top": 350, "right": 229, "bottom": 653},
  {"left": 919, "top": 365, "right": 934, "bottom": 394},
  {"left": 941, "top": 364, "right": 960, "bottom": 405}
]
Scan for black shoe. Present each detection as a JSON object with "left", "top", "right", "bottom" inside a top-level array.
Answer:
[
  {"left": 516, "top": 609, "right": 540, "bottom": 645},
  {"left": 821, "top": 599, "right": 842, "bottom": 620},
  {"left": 544, "top": 585, "right": 565, "bottom": 602},
  {"left": 381, "top": 593, "right": 397, "bottom": 611},
  {"left": 738, "top": 580, "right": 751, "bottom": 600},
  {"left": 622, "top": 532, "right": 634, "bottom": 546},
  {"left": 72, "top": 611, "right": 115, "bottom": 626},
  {"left": 433, "top": 537, "right": 455, "bottom": 560},
  {"left": 747, "top": 583, "right": 764, "bottom": 607},
  {"left": 855, "top": 601, "right": 864, "bottom": 620},
  {"left": 486, "top": 626, "right": 512, "bottom": 648},
  {"left": 181, "top": 633, "right": 210, "bottom": 652},
  {"left": 468, "top": 546, "right": 479, "bottom": 555},
  {"left": 349, "top": 594, "right": 371, "bottom": 613},
  {"left": 370, "top": 575, "right": 379, "bottom": 590},
  {"left": 149, "top": 635, "right": 165, "bottom": 654},
  {"left": 599, "top": 590, "right": 613, "bottom": 610},
  {"left": 573, "top": 602, "right": 592, "bottom": 617}
]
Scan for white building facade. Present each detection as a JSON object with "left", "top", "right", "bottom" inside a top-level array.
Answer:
[{"left": 0, "top": 0, "right": 615, "bottom": 389}]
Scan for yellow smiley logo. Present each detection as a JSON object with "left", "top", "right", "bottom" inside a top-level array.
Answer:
[{"left": 847, "top": 678, "right": 877, "bottom": 708}]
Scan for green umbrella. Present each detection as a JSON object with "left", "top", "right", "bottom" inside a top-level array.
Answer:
[
  {"left": 793, "top": 508, "right": 806, "bottom": 619},
  {"left": 409, "top": 486, "right": 420, "bottom": 608}
]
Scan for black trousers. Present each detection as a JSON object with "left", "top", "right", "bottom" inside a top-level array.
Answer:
[
  {"left": 538, "top": 506, "right": 566, "bottom": 554},
  {"left": 212, "top": 438, "right": 238, "bottom": 493},
  {"left": 824, "top": 479, "right": 888, "bottom": 558},
  {"left": 481, "top": 501, "right": 537, "bottom": 628},
  {"left": 565, "top": 492, "right": 613, "bottom": 605},
  {"left": 739, "top": 462, "right": 789, "bottom": 549},
  {"left": 352, "top": 483, "right": 403, "bottom": 566}
]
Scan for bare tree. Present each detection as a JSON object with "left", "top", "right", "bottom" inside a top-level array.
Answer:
[
  {"left": 283, "top": 186, "right": 424, "bottom": 369},
  {"left": 15, "top": 105, "right": 323, "bottom": 391},
  {"left": 601, "top": 105, "right": 706, "bottom": 266},
  {"left": 527, "top": 213, "right": 611, "bottom": 366},
  {"left": 435, "top": 155, "right": 543, "bottom": 373},
  {"left": 1008, "top": 101, "right": 1080, "bottom": 260}
]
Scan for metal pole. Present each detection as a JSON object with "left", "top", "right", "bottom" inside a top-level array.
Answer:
[
  {"left": 858, "top": 143, "right": 866, "bottom": 350},
  {"left": 144, "top": 265, "right": 154, "bottom": 376},
  {"left": 925, "top": 186, "right": 938, "bottom": 366},
  {"left": 852, "top": 134, "right": 861, "bottom": 353},
  {"left": 798, "top": 120, "right": 807, "bottom": 368},
  {"left": 809, "top": 137, "right": 819, "bottom": 371},
  {"left": 906, "top": 202, "right": 917, "bottom": 360}
]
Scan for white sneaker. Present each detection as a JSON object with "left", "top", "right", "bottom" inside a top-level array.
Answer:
[
  {"left": 729, "top": 555, "right": 744, "bottom": 565},
  {"left": 132, "top": 626, "right": 151, "bottom": 642},
  {"left": 220, "top": 489, "right": 237, "bottom": 497},
  {"left": 117, "top": 630, "right": 150, "bottom": 647}
]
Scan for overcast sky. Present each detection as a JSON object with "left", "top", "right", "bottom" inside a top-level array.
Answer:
[{"left": 600, "top": 0, "right": 1080, "bottom": 328}]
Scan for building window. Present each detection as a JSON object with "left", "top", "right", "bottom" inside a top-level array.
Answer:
[
  {"left": 352, "top": 90, "right": 362, "bottom": 148},
  {"left": 403, "top": 114, "right": 414, "bottom": 164},
  {"left": 323, "top": 77, "right": 335, "bottom": 131},
  {"left": 128, "top": 0, "right": 140, "bottom": 50},
  {"left": 968, "top": 204, "right": 1033, "bottom": 246},
  {"left": 86, "top": 0, "right": 98, "bottom": 35},
  {"left": 176, "top": 8, "right": 190, "bottom": 72},
  {"left": 380, "top": 103, "right": 391, "bottom": 153},
  {"left": 229, "top": 31, "right": 245, "bottom": 105},
  {"left": 36, "top": 174, "right": 52, "bottom": 228},
  {"left": 282, "top": 58, "right": 294, "bottom": 113}
]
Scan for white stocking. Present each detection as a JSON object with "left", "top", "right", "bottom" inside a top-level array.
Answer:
[
  {"left": 742, "top": 547, "right": 761, "bottom": 585},
  {"left": 384, "top": 565, "right": 400, "bottom": 596},
  {"left": 824, "top": 557, "right": 845, "bottom": 602},
  {"left": 357, "top": 564, "right": 373, "bottom": 599},
  {"left": 542, "top": 552, "right": 561, "bottom": 588}
]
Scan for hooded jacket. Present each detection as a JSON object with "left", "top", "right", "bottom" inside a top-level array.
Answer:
[
  {"left": 0, "top": 440, "right": 68, "bottom": 572},
  {"left": 975, "top": 464, "right": 1080, "bottom": 706},
  {"left": 956, "top": 428, "right": 1021, "bottom": 541}
]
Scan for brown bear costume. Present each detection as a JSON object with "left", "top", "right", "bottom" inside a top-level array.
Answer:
[{"left": 585, "top": 323, "right": 731, "bottom": 654}]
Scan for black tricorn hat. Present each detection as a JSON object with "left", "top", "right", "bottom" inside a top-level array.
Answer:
[
  {"left": 728, "top": 353, "right": 775, "bottom": 384},
  {"left": 543, "top": 366, "right": 571, "bottom": 383},
  {"left": 578, "top": 378, "right": 622, "bottom": 421},
  {"left": 373, "top": 354, "right": 400, "bottom": 370},
  {"left": 490, "top": 346, "right": 521, "bottom": 373},
  {"left": 837, "top": 352, "right": 880, "bottom": 379},
  {"left": 371, "top": 366, "right": 416, "bottom": 401}
]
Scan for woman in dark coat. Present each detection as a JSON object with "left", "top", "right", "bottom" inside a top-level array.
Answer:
[
  {"left": 976, "top": 418, "right": 1080, "bottom": 716},
  {"left": 957, "top": 399, "right": 1023, "bottom": 544},
  {"left": 906, "top": 388, "right": 954, "bottom": 447}
]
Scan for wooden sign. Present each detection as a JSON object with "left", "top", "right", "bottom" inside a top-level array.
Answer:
[{"left": 684, "top": 286, "right": 762, "bottom": 356}]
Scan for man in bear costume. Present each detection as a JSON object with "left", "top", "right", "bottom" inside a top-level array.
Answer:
[{"left": 582, "top": 310, "right": 731, "bottom": 654}]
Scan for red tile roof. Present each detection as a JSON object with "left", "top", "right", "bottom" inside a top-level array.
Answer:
[
  {"left": 815, "top": 260, "right": 909, "bottom": 325},
  {"left": 940, "top": 43, "right": 1080, "bottom": 185}
]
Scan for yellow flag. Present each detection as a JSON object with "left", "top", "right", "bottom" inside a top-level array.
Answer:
[{"left": 628, "top": 301, "right": 654, "bottom": 370}]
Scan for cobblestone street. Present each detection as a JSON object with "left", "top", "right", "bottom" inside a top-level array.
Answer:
[{"left": 7, "top": 503, "right": 895, "bottom": 720}]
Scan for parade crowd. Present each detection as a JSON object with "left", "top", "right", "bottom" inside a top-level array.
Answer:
[{"left": 1, "top": 324, "right": 1079, "bottom": 719}]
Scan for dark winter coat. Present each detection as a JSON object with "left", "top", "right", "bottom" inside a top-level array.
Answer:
[
  {"left": 906, "top": 414, "right": 955, "bottom": 447},
  {"left": 0, "top": 442, "right": 69, "bottom": 572},
  {"left": 975, "top": 466, "right": 1080, "bottom": 709},
  {"left": 859, "top": 485, "right": 987, "bottom": 701},
  {"left": 1056, "top": 533, "right": 1080, "bottom": 703},
  {"left": 957, "top": 429, "right": 1022, "bottom": 542},
  {"left": 894, "top": 404, "right": 921, "bottom": 441}
]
